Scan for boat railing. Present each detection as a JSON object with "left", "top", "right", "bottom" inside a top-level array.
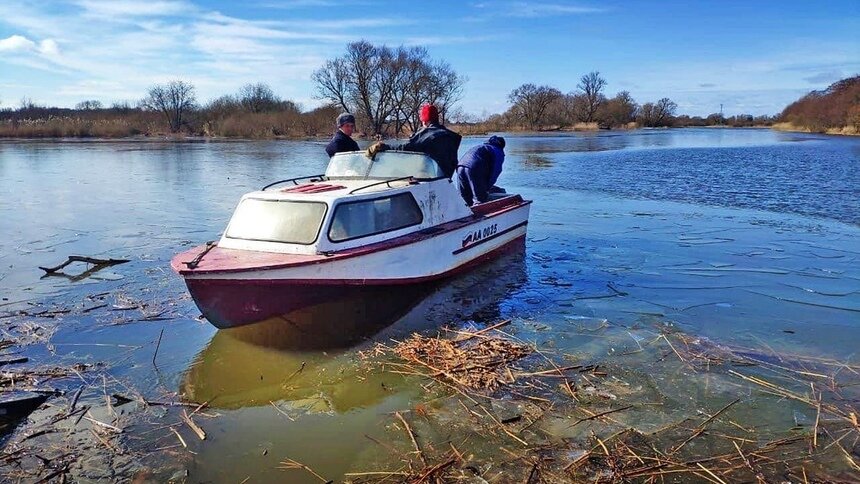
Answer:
[
  {"left": 261, "top": 174, "right": 327, "bottom": 191},
  {"left": 348, "top": 176, "right": 416, "bottom": 195}
]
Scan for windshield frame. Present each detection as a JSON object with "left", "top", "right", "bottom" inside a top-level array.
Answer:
[
  {"left": 326, "top": 151, "right": 446, "bottom": 180},
  {"left": 224, "top": 198, "right": 329, "bottom": 246}
]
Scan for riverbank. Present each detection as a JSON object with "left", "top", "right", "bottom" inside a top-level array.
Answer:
[
  {"left": 772, "top": 122, "right": 860, "bottom": 136},
  {"left": 2, "top": 124, "right": 841, "bottom": 144}
]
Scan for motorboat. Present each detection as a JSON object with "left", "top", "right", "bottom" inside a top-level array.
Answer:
[
  {"left": 182, "top": 248, "right": 528, "bottom": 409},
  {"left": 171, "top": 151, "right": 531, "bottom": 328}
]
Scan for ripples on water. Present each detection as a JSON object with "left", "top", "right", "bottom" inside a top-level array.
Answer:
[{"left": 491, "top": 128, "right": 860, "bottom": 226}]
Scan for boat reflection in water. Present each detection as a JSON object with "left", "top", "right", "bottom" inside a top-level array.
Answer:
[{"left": 181, "top": 242, "right": 526, "bottom": 411}]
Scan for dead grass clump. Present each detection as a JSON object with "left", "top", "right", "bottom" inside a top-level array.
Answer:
[{"left": 391, "top": 332, "right": 532, "bottom": 392}]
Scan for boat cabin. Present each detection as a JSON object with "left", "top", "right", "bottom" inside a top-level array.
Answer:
[{"left": 217, "top": 151, "right": 476, "bottom": 255}]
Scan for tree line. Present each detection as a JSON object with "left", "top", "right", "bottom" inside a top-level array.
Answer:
[
  {"left": 495, "top": 72, "right": 679, "bottom": 130},
  {"left": 776, "top": 75, "right": 860, "bottom": 135},
  {"left": 1, "top": 81, "right": 341, "bottom": 139},
  {"left": 7, "top": 39, "right": 829, "bottom": 139}
]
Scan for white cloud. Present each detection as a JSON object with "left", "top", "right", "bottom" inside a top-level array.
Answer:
[
  {"left": 0, "top": 35, "right": 36, "bottom": 52},
  {"left": 39, "top": 39, "right": 60, "bottom": 56},
  {"left": 0, "top": 34, "right": 60, "bottom": 55}
]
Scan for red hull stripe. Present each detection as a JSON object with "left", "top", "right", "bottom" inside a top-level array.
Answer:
[
  {"left": 470, "top": 196, "right": 523, "bottom": 216},
  {"left": 452, "top": 221, "right": 529, "bottom": 255},
  {"left": 189, "top": 234, "right": 527, "bottom": 287}
]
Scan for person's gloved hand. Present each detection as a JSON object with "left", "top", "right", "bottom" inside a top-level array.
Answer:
[{"left": 366, "top": 141, "right": 388, "bottom": 160}]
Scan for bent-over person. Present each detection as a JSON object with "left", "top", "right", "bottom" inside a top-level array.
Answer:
[{"left": 456, "top": 136, "right": 506, "bottom": 206}]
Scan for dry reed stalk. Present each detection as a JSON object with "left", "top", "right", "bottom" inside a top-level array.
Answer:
[
  {"left": 181, "top": 409, "right": 206, "bottom": 440},
  {"left": 277, "top": 457, "right": 330, "bottom": 482},
  {"left": 169, "top": 427, "right": 186, "bottom": 449},
  {"left": 269, "top": 401, "right": 295, "bottom": 421},
  {"left": 671, "top": 399, "right": 740, "bottom": 454},
  {"left": 395, "top": 411, "right": 427, "bottom": 467}
]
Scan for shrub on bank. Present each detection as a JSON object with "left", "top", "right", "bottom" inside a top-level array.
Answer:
[
  {"left": 0, "top": 116, "right": 147, "bottom": 138},
  {"left": 779, "top": 76, "right": 860, "bottom": 134}
]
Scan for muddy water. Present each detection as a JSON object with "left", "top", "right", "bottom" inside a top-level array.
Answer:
[{"left": 0, "top": 129, "right": 859, "bottom": 481}]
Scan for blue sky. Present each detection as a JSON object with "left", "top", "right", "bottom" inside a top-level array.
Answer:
[{"left": 0, "top": 1, "right": 857, "bottom": 116}]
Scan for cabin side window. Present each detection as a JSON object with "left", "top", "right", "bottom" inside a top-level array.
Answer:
[
  {"left": 225, "top": 199, "right": 327, "bottom": 245},
  {"left": 328, "top": 193, "right": 423, "bottom": 242}
]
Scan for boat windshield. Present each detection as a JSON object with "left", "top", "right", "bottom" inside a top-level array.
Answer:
[
  {"left": 325, "top": 151, "right": 445, "bottom": 179},
  {"left": 225, "top": 198, "right": 327, "bottom": 245}
]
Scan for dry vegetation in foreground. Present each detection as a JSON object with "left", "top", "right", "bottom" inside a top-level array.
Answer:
[{"left": 342, "top": 320, "right": 860, "bottom": 483}]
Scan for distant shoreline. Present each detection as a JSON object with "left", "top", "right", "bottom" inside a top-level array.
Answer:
[{"left": 1, "top": 125, "right": 857, "bottom": 142}]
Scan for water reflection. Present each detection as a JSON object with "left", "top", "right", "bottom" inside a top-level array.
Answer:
[{"left": 181, "top": 246, "right": 528, "bottom": 410}]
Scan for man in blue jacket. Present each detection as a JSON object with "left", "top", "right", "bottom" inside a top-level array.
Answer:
[
  {"left": 366, "top": 104, "right": 462, "bottom": 177},
  {"left": 456, "top": 135, "right": 506, "bottom": 206},
  {"left": 325, "top": 113, "right": 359, "bottom": 157}
]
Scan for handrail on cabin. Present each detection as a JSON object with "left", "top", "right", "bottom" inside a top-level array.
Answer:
[
  {"left": 348, "top": 176, "right": 416, "bottom": 195},
  {"left": 261, "top": 174, "right": 327, "bottom": 191}
]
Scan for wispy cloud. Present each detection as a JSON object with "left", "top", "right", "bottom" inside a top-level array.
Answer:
[
  {"left": 403, "top": 34, "right": 502, "bottom": 46},
  {"left": 0, "top": 0, "right": 378, "bottom": 105},
  {"left": 473, "top": 1, "right": 604, "bottom": 18},
  {"left": 255, "top": 0, "right": 373, "bottom": 9},
  {"left": 73, "top": 0, "right": 196, "bottom": 18},
  {"left": 803, "top": 70, "right": 845, "bottom": 84}
]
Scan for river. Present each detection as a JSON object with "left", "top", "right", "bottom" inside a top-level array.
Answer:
[{"left": 0, "top": 128, "right": 858, "bottom": 481}]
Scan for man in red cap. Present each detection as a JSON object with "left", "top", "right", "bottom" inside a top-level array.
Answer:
[{"left": 366, "top": 103, "right": 462, "bottom": 178}]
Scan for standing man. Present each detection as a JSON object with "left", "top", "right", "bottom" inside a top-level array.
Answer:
[
  {"left": 325, "top": 113, "right": 359, "bottom": 157},
  {"left": 366, "top": 104, "right": 462, "bottom": 178},
  {"left": 456, "top": 136, "right": 506, "bottom": 206}
]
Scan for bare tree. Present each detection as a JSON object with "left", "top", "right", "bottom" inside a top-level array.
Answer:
[
  {"left": 637, "top": 97, "right": 677, "bottom": 127},
  {"left": 393, "top": 46, "right": 431, "bottom": 134},
  {"left": 238, "top": 83, "right": 280, "bottom": 113},
  {"left": 205, "top": 95, "right": 240, "bottom": 118},
  {"left": 507, "top": 83, "right": 562, "bottom": 129},
  {"left": 312, "top": 58, "right": 351, "bottom": 112},
  {"left": 141, "top": 80, "right": 196, "bottom": 132},
  {"left": 314, "top": 41, "right": 394, "bottom": 135},
  {"left": 597, "top": 91, "right": 638, "bottom": 128},
  {"left": 576, "top": 71, "right": 607, "bottom": 123},
  {"left": 653, "top": 97, "right": 677, "bottom": 125},
  {"left": 75, "top": 100, "right": 103, "bottom": 110},
  {"left": 427, "top": 61, "right": 466, "bottom": 125},
  {"left": 390, "top": 50, "right": 466, "bottom": 133},
  {"left": 312, "top": 40, "right": 466, "bottom": 136}
]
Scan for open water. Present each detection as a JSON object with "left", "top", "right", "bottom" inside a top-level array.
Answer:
[{"left": 0, "top": 128, "right": 858, "bottom": 481}]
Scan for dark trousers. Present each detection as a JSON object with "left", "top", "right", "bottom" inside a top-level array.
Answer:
[{"left": 456, "top": 166, "right": 489, "bottom": 206}]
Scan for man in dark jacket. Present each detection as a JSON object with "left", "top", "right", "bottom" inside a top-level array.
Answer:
[
  {"left": 456, "top": 135, "right": 506, "bottom": 206},
  {"left": 366, "top": 104, "right": 462, "bottom": 178},
  {"left": 325, "top": 113, "right": 360, "bottom": 157}
]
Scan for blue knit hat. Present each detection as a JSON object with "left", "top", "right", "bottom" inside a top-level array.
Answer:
[
  {"left": 488, "top": 135, "right": 505, "bottom": 149},
  {"left": 337, "top": 113, "right": 355, "bottom": 127}
]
